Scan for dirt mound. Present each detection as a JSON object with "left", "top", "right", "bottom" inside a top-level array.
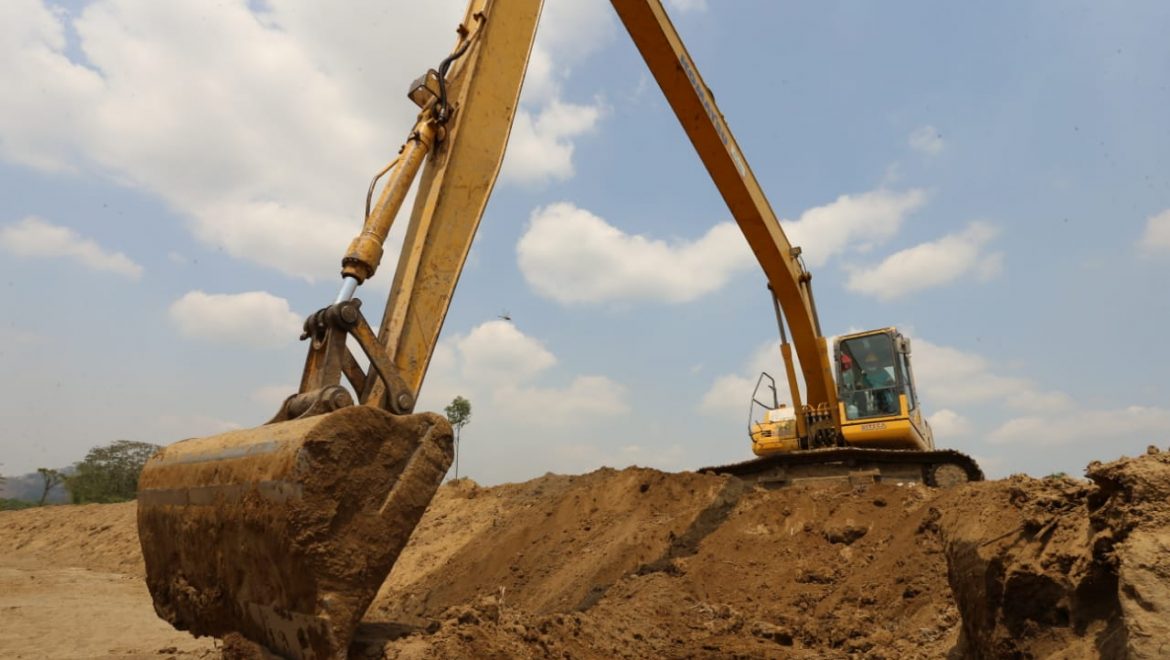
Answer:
[
  {"left": 940, "top": 448, "right": 1170, "bottom": 659},
  {"left": 364, "top": 468, "right": 961, "bottom": 658},
  {"left": 372, "top": 467, "right": 743, "bottom": 618},
  {"left": 0, "top": 501, "right": 142, "bottom": 575},
  {"left": 4, "top": 450, "right": 1170, "bottom": 658}
]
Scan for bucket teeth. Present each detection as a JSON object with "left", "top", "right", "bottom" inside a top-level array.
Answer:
[{"left": 137, "top": 406, "right": 454, "bottom": 659}]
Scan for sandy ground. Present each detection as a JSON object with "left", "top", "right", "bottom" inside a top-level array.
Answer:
[{"left": 0, "top": 560, "right": 215, "bottom": 659}]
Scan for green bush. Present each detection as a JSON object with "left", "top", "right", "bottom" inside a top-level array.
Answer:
[
  {"left": 67, "top": 440, "right": 161, "bottom": 503},
  {"left": 0, "top": 498, "right": 37, "bottom": 511}
]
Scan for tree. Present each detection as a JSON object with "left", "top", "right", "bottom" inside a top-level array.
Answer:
[
  {"left": 444, "top": 396, "right": 472, "bottom": 479},
  {"left": 36, "top": 468, "right": 64, "bottom": 505},
  {"left": 67, "top": 440, "right": 161, "bottom": 503}
]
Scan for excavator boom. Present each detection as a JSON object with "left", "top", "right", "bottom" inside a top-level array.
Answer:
[
  {"left": 611, "top": 0, "right": 839, "bottom": 414},
  {"left": 609, "top": 2, "right": 980, "bottom": 484}
]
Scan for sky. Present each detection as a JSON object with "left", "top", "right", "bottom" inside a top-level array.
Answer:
[{"left": 1, "top": 0, "right": 1168, "bottom": 483}]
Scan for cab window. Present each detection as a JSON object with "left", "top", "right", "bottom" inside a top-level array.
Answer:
[
  {"left": 899, "top": 351, "right": 917, "bottom": 411},
  {"left": 837, "top": 334, "right": 900, "bottom": 420}
]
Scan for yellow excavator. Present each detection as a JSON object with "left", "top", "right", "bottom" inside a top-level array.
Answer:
[{"left": 136, "top": 0, "right": 981, "bottom": 657}]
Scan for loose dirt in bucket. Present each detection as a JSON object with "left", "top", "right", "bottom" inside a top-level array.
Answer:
[{"left": 2, "top": 448, "right": 1168, "bottom": 658}]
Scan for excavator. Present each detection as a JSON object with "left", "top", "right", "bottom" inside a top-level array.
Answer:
[{"left": 136, "top": 0, "right": 982, "bottom": 657}]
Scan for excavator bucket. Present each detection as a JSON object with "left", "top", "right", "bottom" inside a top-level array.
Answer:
[{"left": 136, "top": 406, "right": 453, "bottom": 659}]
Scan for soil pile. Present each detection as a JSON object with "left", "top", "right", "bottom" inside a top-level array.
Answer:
[
  {"left": 940, "top": 448, "right": 1170, "bottom": 659},
  {"left": 365, "top": 467, "right": 960, "bottom": 658},
  {"left": 3, "top": 449, "right": 1169, "bottom": 659},
  {"left": 0, "top": 501, "right": 142, "bottom": 574}
]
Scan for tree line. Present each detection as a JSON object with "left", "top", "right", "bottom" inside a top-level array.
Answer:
[
  {"left": 2, "top": 394, "right": 474, "bottom": 509},
  {"left": 0, "top": 440, "right": 160, "bottom": 509}
]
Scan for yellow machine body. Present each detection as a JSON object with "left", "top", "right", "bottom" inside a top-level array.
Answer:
[
  {"left": 137, "top": 0, "right": 980, "bottom": 656},
  {"left": 751, "top": 327, "right": 935, "bottom": 457},
  {"left": 750, "top": 405, "right": 800, "bottom": 455}
]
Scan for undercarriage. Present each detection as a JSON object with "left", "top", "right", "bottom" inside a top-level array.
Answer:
[{"left": 701, "top": 448, "right": 984, "bottom": 488}]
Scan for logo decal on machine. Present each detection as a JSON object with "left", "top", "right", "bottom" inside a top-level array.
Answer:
[{"left": 680, "top": 54, "right": 747, "bottom": 178}]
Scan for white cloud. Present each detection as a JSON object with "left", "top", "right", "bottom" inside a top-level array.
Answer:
[
  {"left": 846, "top": 222, "right": 1003, "bottom": 301},
  {"left": 912, "top": 338, "right": 1071, "bottom": 413},
  {"left": 968, "top": 453, "right": 1007, "bottom": 477},
  {"left": 418, "top": 320, "right": 628, "bottom": 430},
  {"left": 455, "top": 320, "right": 557, "bottom": 385},
  {"left": 0, "top": 3, "right": 926, "bottom": 293},
  {"left": 0, "top": 0, "right": 398, "bottom": 281},
  {"left": 908, "top": 125, "right": 945, "bottom": 155},
  {"left": 521, "top": 0, "right": 614, "bottom": 104},
  {"left": 499, "top": 0, "right": 612, "bottom": 184},
  {"left": 666, "top": 0, "right": 710, "bottom": 12},
  {"left": 928, "top": 409, "right": 971, "bottom": 439},
  {"left": 783, "top": 189, "right": 927, "bottom": 268},
  {"left": 0, "top": 0, "right": 606, "bottom": 280},
  {"left": 249, "top": 1, "right": 466, "bottom": 116},
  {"left": 517, "top": 189, "right": 927, "bottom": 307},
  {"left": 189, "top": 200, "right": 357, "bottom": 282},
  {"left": 700, "top": 340, "right": 819, "bottom": 422},
  {"left": 169, "top": 290, "right": 302, "bottom": 348},
  {"left": 1137, "top": 208, "right": 1170, "bottom": 255},
  {"left": 517, "top": 202, "right": 753, "bottom": 304},
  {"left": 700, "top": 374, "right": 761, "bottom": 422},
  {"left": 700, "top": 342, "right": 782, "bottom": 420},
  {"left": 0, "top": 1, "right": 105, "bottom": 173},
  {"left": 988, "top": 406, "right": 1170, "bottom": 446},
  {"left": 251, "top": 384, "right": 296, "bottom": 408},
  {"left": 501, "top": 100, "right": 603, "bottom": 185},
  {"left": 496, "top": 376, "right": 628, "bottom": 423},
  {"left": 0, "top": 216, "right": 143, "bottom": 278}
]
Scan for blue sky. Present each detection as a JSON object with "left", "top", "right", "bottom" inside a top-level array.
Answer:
[{"left": 1, "top": 0, "right": 1168, "bottom": 483}]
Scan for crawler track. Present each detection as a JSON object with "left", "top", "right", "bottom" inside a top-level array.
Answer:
[{"left": 700, "top": 448, "right": 984, "bottom": 488}]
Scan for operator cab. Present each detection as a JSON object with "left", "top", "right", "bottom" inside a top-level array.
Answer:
[
  {"left": 837, "top": 332, "right": 902, "bottom": 420},
  {"left": 833, "top": 328, "right": 933, "bottom": 450}
]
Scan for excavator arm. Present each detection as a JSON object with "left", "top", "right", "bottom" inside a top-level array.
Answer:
[
  {"left": 339, "top": 0, "right": 839, "bottom": 422},
  {"left": 610, "top": 0, "right": 839, "bottom": 422},
  {"left": 136, "top": 3, "right": 544, "bottom": 659},
  {"left": 361, "top": 0, "right": 543, "bottom": 410},
  {"left": 361, "top": 0, "right": 841, "bottom": 421},
  {"left": 609, "top": 5, "right": 979, "bottom": 483},
  {"left": 296, "top": 0, "right": 839, "bottom": 433}
]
